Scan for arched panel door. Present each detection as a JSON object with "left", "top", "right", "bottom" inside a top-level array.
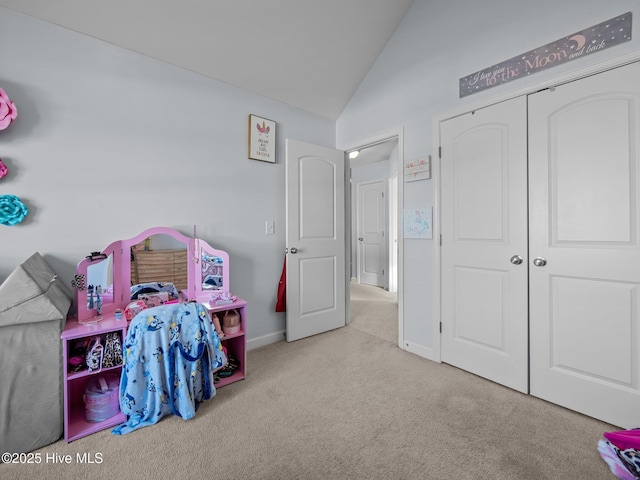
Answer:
[
  {"left": 285, "top": 139, "right": 346, "bottom": 341},
  {"left": 529, "top": 61, "right": 640, "bottom": 428}
]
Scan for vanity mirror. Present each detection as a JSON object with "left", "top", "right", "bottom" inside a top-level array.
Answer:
[
  {"left": 195, "top": 241, "right": 229, "bottom": 300},
  {"left": 76, "top": 242, "right": 123, "bottom": 322},
  {"left": 74, "top": 226, "right": 231, "bottom": 321},
  {"left": 130, "top": 233, "right": 189, "bottom": 294},
  {"left": 86, "top": 254, "right": 114, "bottom": 307}
]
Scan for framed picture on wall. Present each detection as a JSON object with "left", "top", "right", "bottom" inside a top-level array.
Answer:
[{"left": 248, "top": 114, "right": 276, "bottom": 163}]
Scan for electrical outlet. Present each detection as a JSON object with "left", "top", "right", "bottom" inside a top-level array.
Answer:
[{"left": 266, "top": 221, "right": 275, "bottom": 235}]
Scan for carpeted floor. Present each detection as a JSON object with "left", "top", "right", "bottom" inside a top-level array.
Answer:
[
  {"left": 349, "top": 279, "right": 398, "bottom": 345},
  {"left": 2, "top": 320, "right": 616, "bottom": 480}
]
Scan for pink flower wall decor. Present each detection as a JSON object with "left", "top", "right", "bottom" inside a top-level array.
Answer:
[
  {"left": 0, "top": 87, "right": 18, "bottom": 130},
  {"left": 0, "top": 159, "right": 7, "bottom": 179}
]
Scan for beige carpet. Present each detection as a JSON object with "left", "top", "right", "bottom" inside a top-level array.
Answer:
[
  {"left": 349, "top": 279, "right": 398, "bottom": 345},
  {"left": 3, "top": 326, "right": 615, "bottom": 480}
]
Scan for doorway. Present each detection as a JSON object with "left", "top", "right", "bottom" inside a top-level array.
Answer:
[{"left": 348, "top": 137, "right": 399, "bottom": 345}]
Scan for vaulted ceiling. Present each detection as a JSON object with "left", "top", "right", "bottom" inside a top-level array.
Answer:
[{"left": 0, "top": 0, "right": 414, "bottom": 120}]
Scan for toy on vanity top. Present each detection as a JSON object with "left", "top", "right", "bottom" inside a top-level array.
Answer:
[
  {"left": 124, "top": 300, "right": 147, "bottom": 322},
  {"left": 96, "top": 285, "right": 102, "bottom": 315},
  {"left": 87, "top": 285, "right": 94, "bottom": 309},
  {"left": 209, "top": 290, "right": 237, "bottom": 305}
]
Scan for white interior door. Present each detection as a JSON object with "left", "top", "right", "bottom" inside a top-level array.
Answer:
[
  {"left": 529, "top": 61, "right": 640, "bottom": 428},
  {"left": 357, "top": 179, "right": 386, "bottom": 287},
  {"left": 440, "top": 96, "right": 529, "bottom": 393},
  {"left": 285, "top": 139, "right": 346, "bottom": 342}
]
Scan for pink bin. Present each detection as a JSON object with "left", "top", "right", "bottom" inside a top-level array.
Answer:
[{"left": 84, "top": 374, "right": 120, "bottom": 423}]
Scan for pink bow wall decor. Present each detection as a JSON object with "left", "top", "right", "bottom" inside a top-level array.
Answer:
[{"left": 0, "top": 87, "right": 17, "bottom": 130}]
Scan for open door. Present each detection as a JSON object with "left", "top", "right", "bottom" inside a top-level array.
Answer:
[{"left": 285, "top": 139, "right": 346, "bottom": 341}]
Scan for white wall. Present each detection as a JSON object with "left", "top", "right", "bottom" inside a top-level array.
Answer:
[
  {"left": 0, "top": 7, "right": 335, "bottom": 346},
  {"left": 336, "top": 0, "right": 640, "bottom": 357}
]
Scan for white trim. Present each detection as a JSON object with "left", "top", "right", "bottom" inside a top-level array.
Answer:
[
  {"left": 433, "top": 50, "right": 640, "bottom": 365},
  {"left": 431, "top": 121, "right": 442, "bottom": 364},
  {"left": 247, "top": 330, "right": 285, "bottom": 351},
  {"left": 388, "top": 172, "right": 398, "bottom": 293},
  {"left": 340, "top": 127, "right": 405, "bottom": 351},
  {"left": 404, "top": 340, "right": 439, "bottom": 362}
]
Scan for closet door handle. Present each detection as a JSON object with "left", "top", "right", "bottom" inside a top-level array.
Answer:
[
  {"left": 510, "top": 255, "right": 523, "bottom": 265},
  {"left": 289, "top": 247, "right": 298, "bottom": 254},
  {"left": 533, "top": 257, "right": 547, "bottom": 267}
]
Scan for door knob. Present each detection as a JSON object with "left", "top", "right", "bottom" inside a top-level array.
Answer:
[
  {"left": 289, "top": 247, "right": 298, "bottom": 254},
  {"left": 510, "top": 255, "right": 523, "bottom": 265},
  {"left": 533, "top": 257, "right": 547, "bottom": 267},
  {"left": 358, "top": 237, "right": 363, "bottom": 241}
]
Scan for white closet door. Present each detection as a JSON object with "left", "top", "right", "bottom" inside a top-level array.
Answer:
[
  {"left": 440, "top": 96, "right": 529, "bottom": 393},
  {"left": 529, "top": 61, "right": 640, "bottom": 428}
]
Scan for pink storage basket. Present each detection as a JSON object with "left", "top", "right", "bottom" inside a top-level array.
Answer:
[
  {"left": 222, "top": 309, "right": 241, "bottom": 335},
  {"left": 84, "top": 374, "right": 120, "bottom": 423}
]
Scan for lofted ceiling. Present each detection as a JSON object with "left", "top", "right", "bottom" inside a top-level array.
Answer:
[{"left": 0, "top": 0, "right": 414, "bottom": 120}]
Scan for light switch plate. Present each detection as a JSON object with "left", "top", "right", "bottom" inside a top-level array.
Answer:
[{"left": 266, "top": 221, "right": 275, "bottom": 235}]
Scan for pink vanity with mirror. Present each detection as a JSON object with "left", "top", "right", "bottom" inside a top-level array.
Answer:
[{"left": 61, "top": 227, "right": 246, "bottom": 442}]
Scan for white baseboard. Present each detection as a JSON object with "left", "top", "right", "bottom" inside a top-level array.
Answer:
[
  {"left": 403, "top": 340, "right": 440, "bottom": 363},
  {"left": 247, "top": 330, "right": 285, "bottom": 351}
]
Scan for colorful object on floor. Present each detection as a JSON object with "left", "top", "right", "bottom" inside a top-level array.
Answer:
[
  {"left": 599, "top": 428, "right": 640, "bottom": 479},
  {"left": 0, "top": 159, "right": 7, "bottom": 179},
  {"left": 0, "top": 194, "right": 28, "bottom": 226},
  {"left": 0, "top": 87, "right": 17, "bottom": 130}
]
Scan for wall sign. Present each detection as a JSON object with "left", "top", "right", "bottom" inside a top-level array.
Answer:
[
  {"left": 404, "top": 207, "right": 433, "bottom": 239},
  {"left": 404, "top": 155, "right": 431, "bottom": 182},
  {"left": 459, "top": 12, "right": 632, "bottom": 97},
  {"left": 248, "top": 114, "right": 277, "bottom": 163}
]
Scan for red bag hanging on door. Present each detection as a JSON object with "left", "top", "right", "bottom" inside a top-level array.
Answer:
[{"left": 275, "top": 257, "right": 286, "bottom": 312}]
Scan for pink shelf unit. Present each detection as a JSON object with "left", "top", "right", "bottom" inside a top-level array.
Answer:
[
  {"left": 202, "top": 298, "right": 247, "bottom": 387},
  {"left": 61, "top": 314, "right": 128, "bottom": 442},
  {"left": 64, "top": 226, "right": 246, "bottom": 442}
]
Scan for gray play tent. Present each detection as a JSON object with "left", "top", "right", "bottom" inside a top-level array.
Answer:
[{"left": 0, "top": 252, "right": 71, "bottom": 454}]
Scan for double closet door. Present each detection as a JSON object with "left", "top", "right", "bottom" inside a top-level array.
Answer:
[{"left": 440, "top": 61, "right": 640, "bottom": 429}]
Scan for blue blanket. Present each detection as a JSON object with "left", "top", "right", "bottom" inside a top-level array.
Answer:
[{"left": 112, "top": 302, "right": 227, "bottom": 435}]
